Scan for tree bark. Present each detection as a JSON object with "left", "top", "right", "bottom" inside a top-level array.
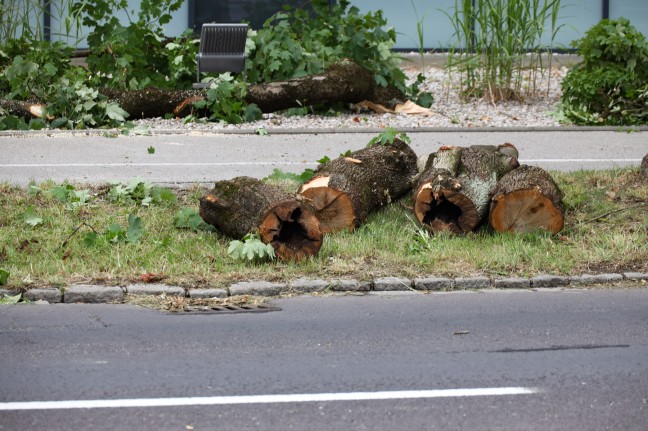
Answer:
[
  {"left": 298, "top": 138, "right": 418, "bottom": 233},
  {"left": 199, "top": 177, "right": 323, "bottom": 261},
  {"left": 246, "top": 59, "right": 405, "bottom": 112},
  {"left": 1, "top": 60, "right": 405, "bottom": 120},
  {"left": 413, "top": 145, "right": 519, "bottom": 234},
  {"left": 489, "top": 165, "right": 565, "bottom": 234},
  {"left": 0, "top": 99, "right": 45, "bottom": 120},
  {"left": 641, "top": 153, "right": 648, "bottom": 178}
]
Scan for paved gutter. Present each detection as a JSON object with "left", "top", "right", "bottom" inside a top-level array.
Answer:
[{"left": 2, "top": 272, "right": 646, "bottom": 304}]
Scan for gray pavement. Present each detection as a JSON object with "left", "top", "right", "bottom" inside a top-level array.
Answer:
[
  {"left": 1, "top": 128, "right": 647, "bottom": 186},
  {"left": 1, "top": 289, "right": 647, "bottom": 430}
]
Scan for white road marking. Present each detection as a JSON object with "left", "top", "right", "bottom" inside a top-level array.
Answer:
[
  {"left": 0, "top": 387, "right": 539, "bottom": 411},
  {"left": 0, "top": 159, "right": 641, "bottom": 168}
]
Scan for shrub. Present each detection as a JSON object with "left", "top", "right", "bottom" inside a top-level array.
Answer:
[
  {"left": 246, "top": 0, "right": 428, "bottom": 102},
  {"left": 561, "top": 18, "right": 648, "bottom": 125}
]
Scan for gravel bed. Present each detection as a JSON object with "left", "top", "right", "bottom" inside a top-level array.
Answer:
[{"left": 135, "top": 65, "right": 569, "bottom": 132}]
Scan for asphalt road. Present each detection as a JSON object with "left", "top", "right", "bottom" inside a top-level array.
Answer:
[
  {"left": 1, "top": 289, "right": 647, "bottom": 430},
  {"left": 1, "top": 130, "right": 646, "bottom": 186}
]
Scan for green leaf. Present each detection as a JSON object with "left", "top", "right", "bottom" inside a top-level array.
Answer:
[
  {"left": 23, "top": 206, "right": 43, "bottom": 227},
  {"left": 0, "top": 293, "right": 21, "bottom": 304},
  {"left": 126, "top": 213, "right": 145, "bottom": 243},
  {"left": 317, "top": 156, "right": 331, "bottom": 164},
  {"left": 83, "top": 232, "right": 98, "bottom": 247},
  {"left": 256, "top": 127, "right": 268, "bottom": 136},
  {"left": 106, "top": 224, "right": 126, "bottom": 243},
  {"left": 173, "top": 208, "right": 214, "bottom": 232},
  {"left": 106, "top": 103, "right": 129, "bottom": 122},
  {"left": 0, "top": 269, "right": 9, "bottom": 286},
  {"left": 147, "top": 146, "right": 155, "bottom": 154}
]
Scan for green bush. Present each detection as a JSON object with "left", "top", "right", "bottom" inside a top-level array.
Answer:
[
  {"left": 0, "top": 39, "right": 127, "bottom": 129},
  {"left": 246, "top": 0, "right": 427, "bottom": 101},
  {"left": 561, "top": 18, "right": 648, "bottom": 125}
]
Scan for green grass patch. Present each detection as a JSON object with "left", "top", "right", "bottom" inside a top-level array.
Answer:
[{"left": 1, "top": 169, "right": 646, "bottom": 290}]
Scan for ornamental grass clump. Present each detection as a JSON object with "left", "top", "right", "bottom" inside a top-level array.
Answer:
[
  {"left": 445, "top": 0, "right": 562, "bottom": 102},
  {"left": 560, "top": 18, "right": 648, "bottom": 125}
]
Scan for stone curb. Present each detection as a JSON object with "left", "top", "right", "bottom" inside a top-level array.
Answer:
[{"left": 2, "top": 273, "right": 646, "bottom": 304}]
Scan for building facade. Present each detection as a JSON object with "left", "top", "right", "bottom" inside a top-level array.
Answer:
[{"left": 38, "top": 0, "right": 648, "bottom": 50}]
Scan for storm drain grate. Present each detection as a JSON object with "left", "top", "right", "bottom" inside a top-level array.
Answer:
[{"left": 167, "top": 304, "right": 282, "bottom": 315}]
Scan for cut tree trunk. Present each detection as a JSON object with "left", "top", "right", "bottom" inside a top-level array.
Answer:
[
  {"left": 641, "top": 154, "right": 648, "bottom": 178},
  {"left": 489, "top": 165, "right": 565, "bottom": 234},
  {"left": 246, "top": 59, "right": 405, "bottom": 112},
  {"left": 0, "top": 60, "right": 406, "bottom": 121},
  {"left": 199, "top": 177, "right": 323, "bottom": 261},
  {"left": 413, "top": 145, "right": 520, "bottom": 234},
  {"left": 298, "top": 138, "right": 418, "bottom": 233}
]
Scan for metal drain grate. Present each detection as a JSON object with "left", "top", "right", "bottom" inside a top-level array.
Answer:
[{"left": 168, "top": 304, "right": 282, "bottom": 315}]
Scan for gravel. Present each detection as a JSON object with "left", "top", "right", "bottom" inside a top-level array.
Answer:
[{"left": 134, "top": 62, "right": 568, "bottom": 132}]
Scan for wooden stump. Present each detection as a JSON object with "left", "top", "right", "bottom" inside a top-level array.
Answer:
[
  {"left": 641, "top": 153, "right": 648, "bottom": 178},
  {"left": 489, "top": 165, "right": 565, "bottom": 234},
  {"left": 298, "top": 138, "right": 418, "bottom": 233},
  {"left": 413, "top": 145, "right": 519, "bottom": 234},
  {"left": 199, "top": 177, "right": 323, "bottom": 261}
]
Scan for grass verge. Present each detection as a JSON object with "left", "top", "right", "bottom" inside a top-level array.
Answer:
[{"left": 0, "top": 168, "right": 646, "bottom": 291}]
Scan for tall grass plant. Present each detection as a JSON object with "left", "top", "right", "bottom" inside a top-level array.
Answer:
[{"left": 445, "top": 0, "right": 563, "bottom": 102}]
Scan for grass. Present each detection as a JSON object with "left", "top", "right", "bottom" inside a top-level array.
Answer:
[{"left": 0, "top": 168, "right": 646, "bottom": 291}]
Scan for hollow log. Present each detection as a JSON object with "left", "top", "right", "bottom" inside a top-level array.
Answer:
[
  {"left": 298, "top": 138, "right": 418, "bottom": 233},
  {"left": 199, "top": 176, "right": 323, "bottom": 261},
  {"left": 413, "top": 145, "right": 520, "bottom": 234},
  {"left": 489, "top": 165, "right": 565, "bottom": 234}
]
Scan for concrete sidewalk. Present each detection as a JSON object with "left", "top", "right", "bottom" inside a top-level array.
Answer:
[{"left": 1, "top": 127, "right": 647, "bottom": 187}]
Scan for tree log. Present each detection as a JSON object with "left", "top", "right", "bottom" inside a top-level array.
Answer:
[
  {"left": 641, "top": 153, "right": 648, "bottom": 178},
  {"left": 246, "top": 59, "right": 405, "bottom": 112},
  {"left": 298, "top": 138, "right": 418, "bottom": 233},
  {"left": 413, "top": 145, "right": 519, "bottom": 234},
  {"left": 1, "top": 61, "right": 404, "bottom": 120},
  {"left": 0, "top": 99, "right": 46, "bottom": 120},
  {"left": 489, "top": 165, "right": 565, "bottom": 234},
  {"left": 199, "top": 177, "right": 323, "bottom": 261}
]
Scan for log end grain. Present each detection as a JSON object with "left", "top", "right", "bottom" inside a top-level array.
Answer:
[
  {"left": 298, "top": 182, "right": 356, "bottom": 233},
  {"left": 490, "top": 188, "right": 565, "bottom": 234},
  {"left": 414, "top": 185, "right": 478, "bottom": 234},
  {"left": 259, "top": 201, "right": 323, "bottom": 261}
]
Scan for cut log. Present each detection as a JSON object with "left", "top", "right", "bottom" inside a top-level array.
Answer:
[
  {"left": 489, "top": 165, "right": 565, "bottom": 234},
  {"left": 199, "top": 177, "right": 323, "bottom": 261},
  {"left": 246, "top": 59, "right": 405, "bottom": 112},
  {"left": 641, "top": 154, "right": 648, "bottom": 178},
  {"left": 413, "top": 145, "right": 519, "bottom": 234},
  {"left": 298, "top": 138, "right": 418, "bottom": 233}
]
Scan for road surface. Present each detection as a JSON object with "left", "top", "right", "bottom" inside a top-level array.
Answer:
[{"left": 1, "top": 289, "right": 647, "bottom": 430}]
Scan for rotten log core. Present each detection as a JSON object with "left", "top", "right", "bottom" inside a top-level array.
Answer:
[
  {"left": 259, "top": 201, "right": 323, "bottom": 262},
  {"left": 199, "top": 176, "right": 322, "bottom": 261},
  {"left": 413, "top": 145, "right": 520, "bottom": 234}
]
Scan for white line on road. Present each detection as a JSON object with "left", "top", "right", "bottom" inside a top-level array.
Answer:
[{"left": 0, "top": 387, "right": 539, "bottom": 411}]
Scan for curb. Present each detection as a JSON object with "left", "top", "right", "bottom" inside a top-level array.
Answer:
[
  {"left": 3, "top": 272, "right": 647, "bottom": 304},
  {"left": 2, "top": 126, "right": 648, "bottom": 138}
]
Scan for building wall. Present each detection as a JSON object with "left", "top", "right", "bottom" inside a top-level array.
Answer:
[{"left": 38, "top": 0, "right": 648, "bottom": 50}]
